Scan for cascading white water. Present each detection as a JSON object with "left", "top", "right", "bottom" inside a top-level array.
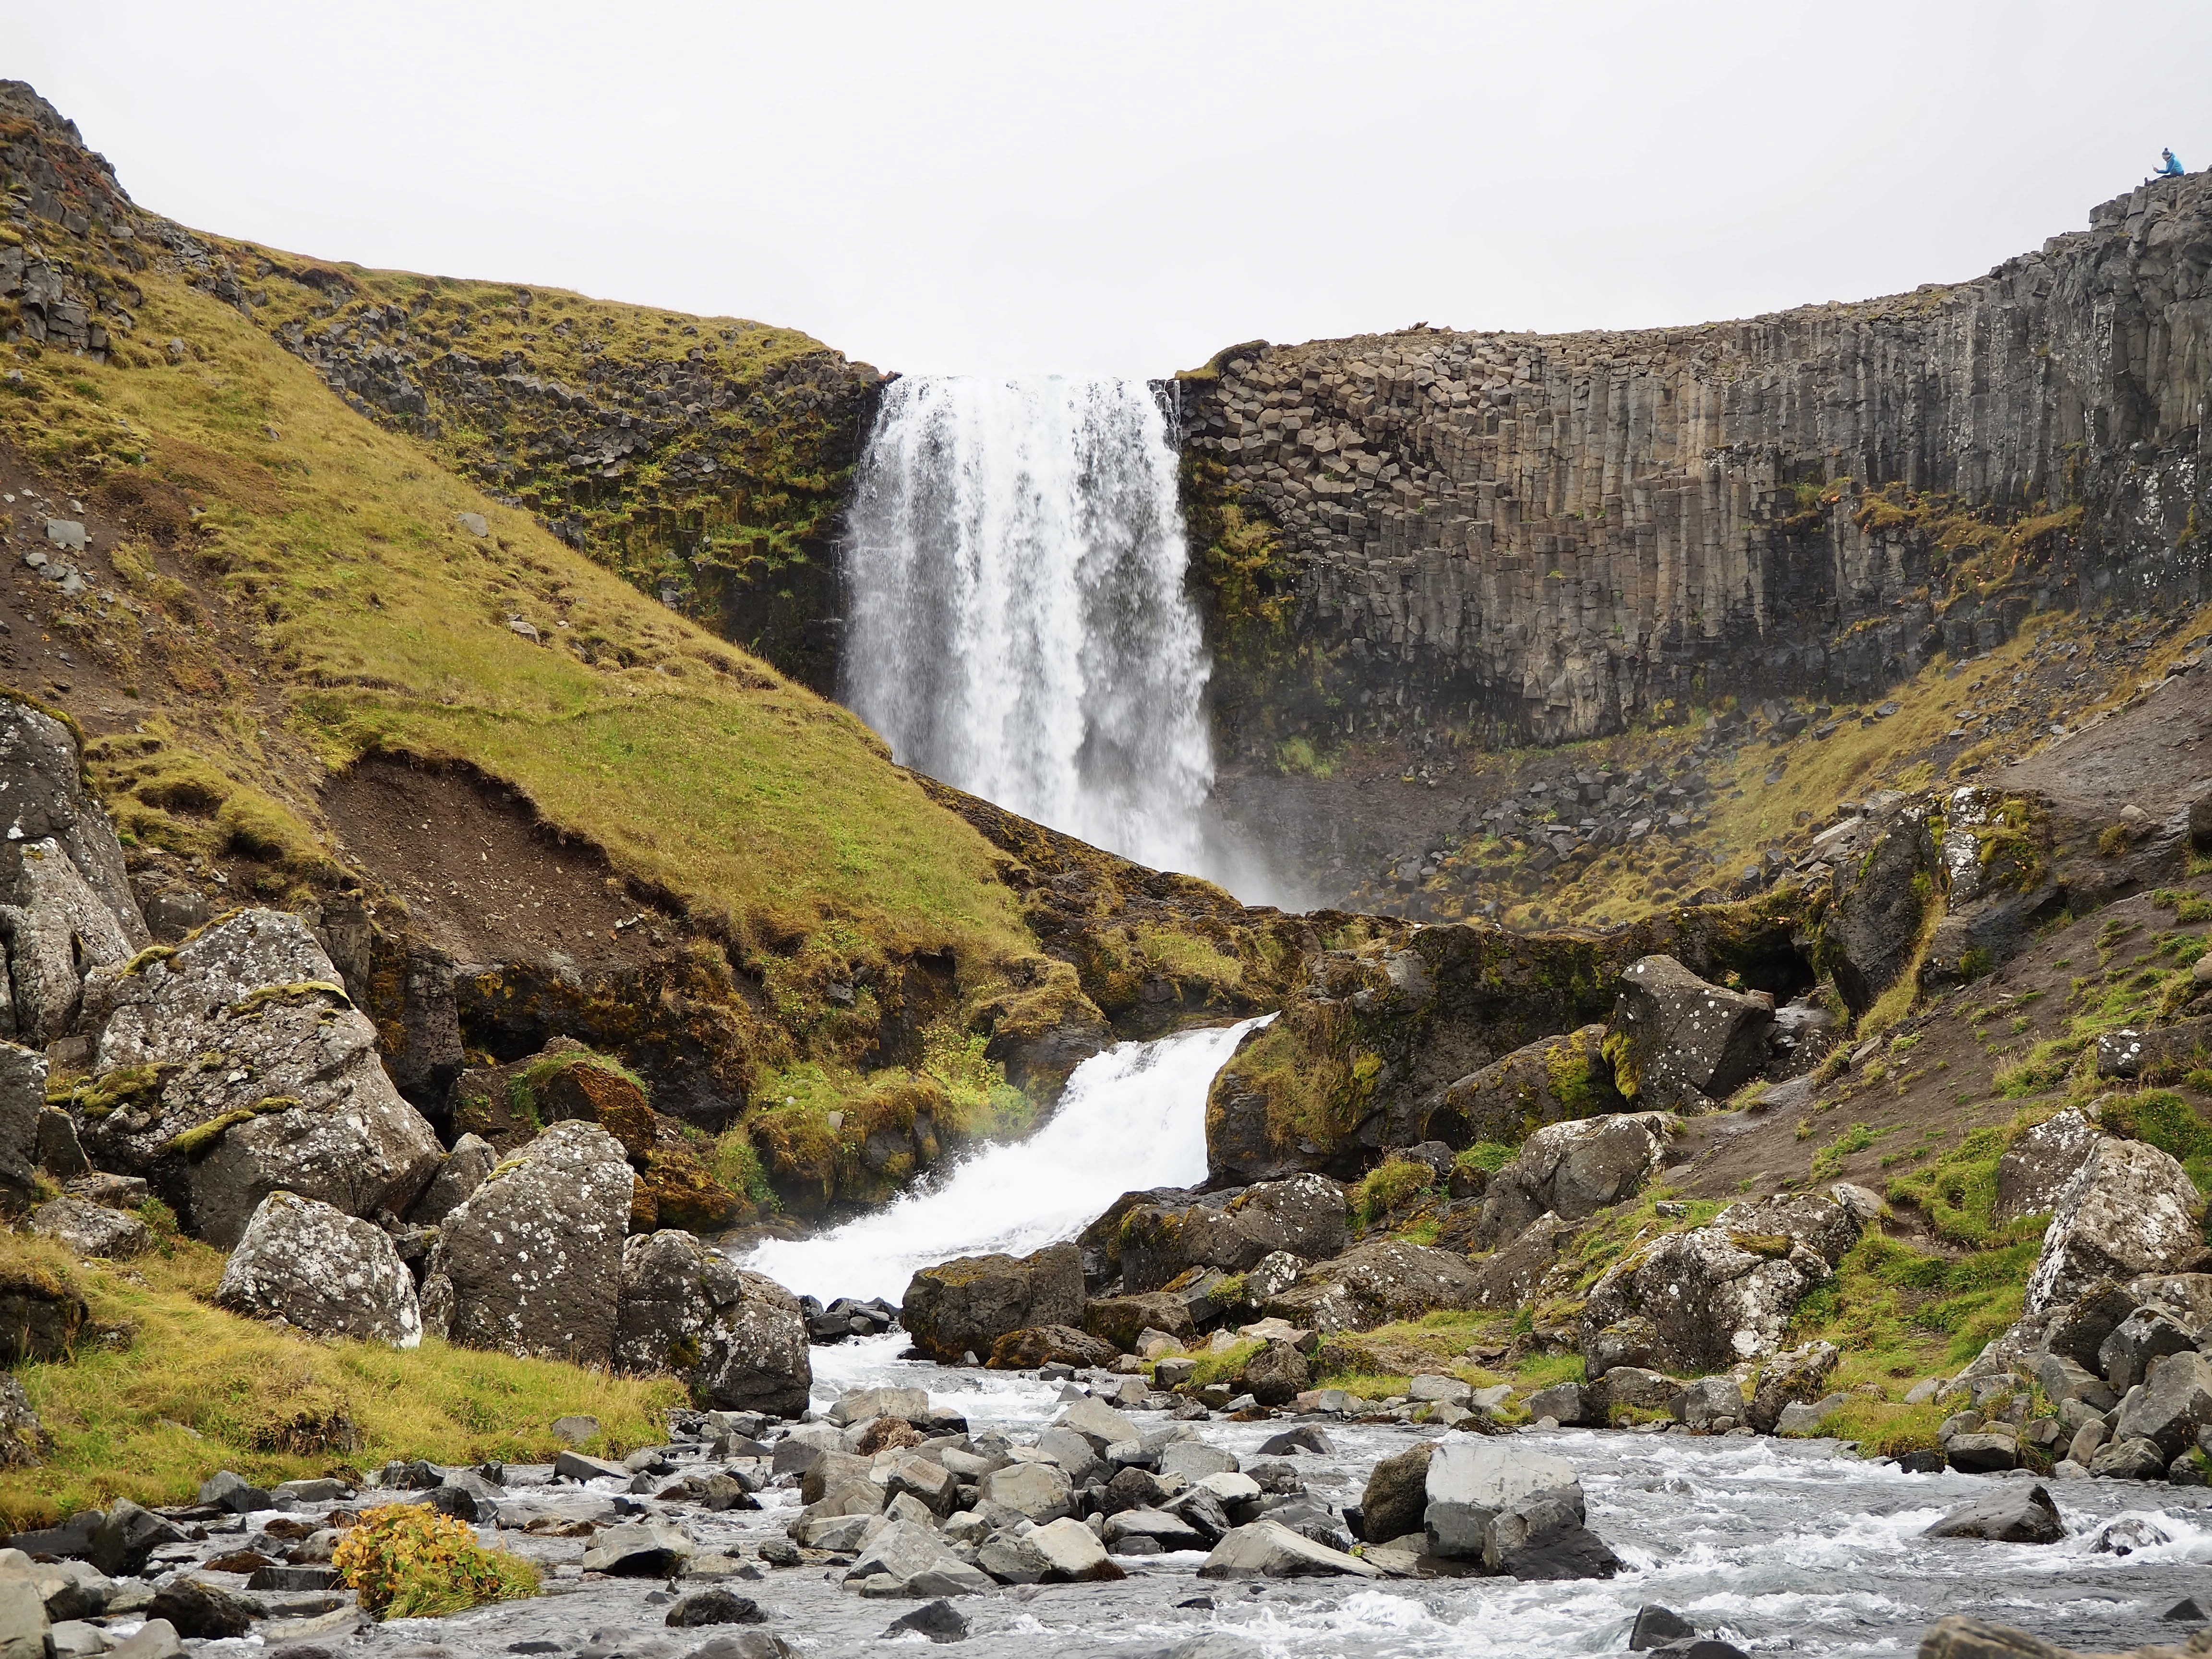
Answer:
[
  {"left": 840, "top": 375, "right": 1215, "bottom": 876},
  {"left": 742, "top": 1017, "right": 1265, "bottom": 1305}
]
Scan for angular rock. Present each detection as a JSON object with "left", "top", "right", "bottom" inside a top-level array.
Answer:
[
  {"left": 87, "top": 1502, "right": 184, "bottom": 1577},
  {"left": 420, "top": 1120, "right": 633, "bottom": 1366},
  {"left": 2089, "top": 1436, "right": 2169, "bottom": 1480},
  {"left": 581, "top": 1518, "right": 696, "bottom": 1574},
  {"left": 1196, "top": 1519, "right": 1378, "bottom": 1580},
  {"left": 1746, "top": 1341, "right": 1839, "bottom": 1433},
  {"left": 1057, "top": 1395, "right": 1142, "bottom": 1450},
  {"left": 2100, "top": 1306, "right": 2196, "bottom": 1394},
  {"left": 0, "top": 839, "right": 136, "bottom": 1049},
  {"left": 612, "top": 1230, "right": 809, "bottom": 1418},
  {"left": 1477, "top": 1113, "right": 1670, "bottom": 1246},
  {"left": 1824, "top": 806, "right": 1938, "bottom": 1015},
  {"left": 0, "top": 1047, "right": 47, "bottom": 1207},
  {"left": 882, "top": 1600, "right": 968, "bottom": 1643},
  {"left": 987, "top": 1325, "right": 1116, "bottom": 1370},
  {"left": 1104, "top": 1507, "right": 1208, "bottom": 1553},
  {"left": 409, "top": 1132, "right": 497, "bottom": 1226},
  {"left": 1994, "top": 1108, "right": 2101, "bottom": 1221},
  {"left": 1082, "top": 1293, "right": 1196, "bottom": 1354},
  {"left": 2023, "top": 1135, "right": 2205, "bottom": 1318},
  {"left": 1944, "top": 1433, "right": 2019, "bottom": 1473},
  {"left": 1407, "top": 1026, "right": 1627, "bottom": 1151},
  {"left": 1240, "top": 1339, "right": 1310, "bottom": 1407},
  {"left": 145, "top": 1581, "right": 251, "bottom": 1640},
  {"left": 977, "top": 1462, "right": 1072, "bottom": 1523},
  {"left": 1105, "top": 1174, "right": 1348, "bottom": 1296},
  {"left": 0, "top": 1577, "right": 49, "bottom": 1659},
  {"left": 1469, "top": 1211, "right": 1570, "bottom": 1310},
  {"left": 842, "top": 1521, "right": 992, "bottom": 1598},
  {"left": 215, "top": 1189, "right": 421, "bottom": 1346},
  {"left": 1028, "top": 1515, "right": 1124, "bottom": 1582},
  {"left": 0, "top": 1376, "right": 48, "bottom": 1469},
  {"left": 1602, "top": 955, "right": 1773, "bottom": 1110},
  {"left": 1481, "top": 1487, "right": 1620, "bottom": 1581},
  {"left": 1423, "top": 1439, "right": 1580, "bottom": 1561},
  {"left": 901, "top": 1243, "right": 1083, "bottom": 1365},
  {"left": 665, "top": 1588, "right": 763, "bottom": 1627},
  {"left": 1922, "top": 1485, "right": 2065, "bottom": 1543},
  {"left": 28, "top": 1198, "right": 148, "bottom": 1261},
  {"left": 1526, "top": 1382, "right": 1589, "bottom": 1427},
  {"left": 1265, "top": 1239, "right": 1486, "bottom": 1334},
  {"left": 80, "top": 910, "right": 442, "bottom": 1246},
  {"left": 2113, "top": 1349, "right": 2212, "bottom": 1458}
]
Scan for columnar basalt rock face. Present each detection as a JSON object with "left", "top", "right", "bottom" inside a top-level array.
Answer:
[{"left": 1176, "top": 176, "right": 2212, "bottom": 748}]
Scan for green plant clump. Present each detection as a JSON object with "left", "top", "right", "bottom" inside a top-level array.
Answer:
[{"left": 333, "top": 1503, "right": 539, "bottom": 1618}]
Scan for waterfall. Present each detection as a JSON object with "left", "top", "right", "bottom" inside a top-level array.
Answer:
[
  {"left": 742, "top": 1017, "right": 1265, "bottom": 1306},
  {"left": 840, "top": 375, "right": 1215, "bottom": 876}
]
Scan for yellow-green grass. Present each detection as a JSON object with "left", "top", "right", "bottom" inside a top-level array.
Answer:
[
  {"left": 2, "top": 1235, "right": 681, "bottom": 1528},
  {"left": 0, "top": 266, "right": 1030, "bottom": 972}
]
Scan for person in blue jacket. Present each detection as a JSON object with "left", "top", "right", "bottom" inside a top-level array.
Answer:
[{"left": 2155, "top": 148, "right": 2186, "bottom": 179}]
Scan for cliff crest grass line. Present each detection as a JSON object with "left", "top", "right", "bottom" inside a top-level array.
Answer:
[{"left": 0, "top": 269, "right": 1030, "bottom": 968}]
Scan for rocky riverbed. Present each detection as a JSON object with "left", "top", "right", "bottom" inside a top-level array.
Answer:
[{"left": 29, "top": 1339, "right": 2212, "bottom": 1659}]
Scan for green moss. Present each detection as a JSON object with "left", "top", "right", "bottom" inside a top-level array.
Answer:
[
  {"left": 162, "top": 1095, "right": 298, "bottom": 1160},
  {"left": 1349, "top": 1157, "right": 1433, "bottom": 1229},
  {"left": 1453, "top": 1142, "right": 1516, "bottom": 1175},
  {"left": 2101, "top": 1090, "right": 2212, "bottom": 1197},
  {"left": 49, "top": 1065, "right": 169, "bottom": 1122}
]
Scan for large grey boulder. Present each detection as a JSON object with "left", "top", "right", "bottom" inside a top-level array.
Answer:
[
  {"left": 1423, "top": 1439, "right": 1578, "bottom": 1560},
  {"left": 0, "top": 841, "right": 135, "bottom": 1046},
  {"left": 613, "top": 1230, "right": 810, "bottom": 1418},
  {"left": 1469, "top": 1212, "right": 1569, "bottom": 1310},
  {"left": 2098, "top": 1305, "right": 2196, "bottom": 1393},
  {"left": 1477, "top": 1113, "right": 1670, "bottom": 1246},
  {"left": 0, "top": 1573, "right": 50, "bottom": 1659},
  {"left": 1481, "top": 1486, "right": 1620, "bottom": 1581},
  {"left": 2023, "top": 1135, "right": 2205, "bottom": 1318},
  {"left": 1994, "top": 1108, "right": 2101, "bottom": 1221},
  {"left": 1400, "top": 1026, "right": 1625, "bottom": 1151},
  {"left": 420, "top": 1120, "right": 633, "bottom": 1366},
  {"left": 0, "top": 1046, "right": 46, "bottom": 1206},
  {"left": 78, "top": 910, "right": 443, "bottom": 1246},
  {"left": 1602, "top": 956, "right": 1773, "bottom": 1111},
  {"left": 1196, "top": 1519, "right": 1377, "bottom": 1580},
  {"left": 902, "top": 1242, "right": 1083, "bottom": 1364},
  {"left": 2112, "top": 1350, "right": 2212, "bottom": 1458},
  {"left": 216, "top": 1190, "right": 420, "bottom": 1346},
  {"left": 1579, "top": 1187, "right": 1876, "bottom": 1376},
  {"left": 1823, "top": 804, "right": 1937, "bottom": 1015},
  {"left": 978, "top": 1462, "right": 1073, "bottom": 1523},
  {"left": 1357, "top": 1442, "right": 1434, "bottom": 1544},
  {"left": 1265, "top": 1239, "right": 1486, "bottom": 1334},
  {"left": 1109, "top": 1174, "right": 1348, "bottom": 1296},
  {"left": 1025, "top": 1516, "right": 1124, "bottom": 1582}
]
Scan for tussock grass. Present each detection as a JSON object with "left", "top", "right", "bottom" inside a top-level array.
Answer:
[{"left": 1, "top": 1238, "right": 681, "bottom": 1528}]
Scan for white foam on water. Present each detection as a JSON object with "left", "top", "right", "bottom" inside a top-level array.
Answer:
[{"left": 742, "top": 1016, "right": 1266, "bottom": 1306}]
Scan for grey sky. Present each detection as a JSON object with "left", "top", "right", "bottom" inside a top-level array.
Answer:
[{"left": 7, "top": 1, "right": 2206, "bottom": 377}]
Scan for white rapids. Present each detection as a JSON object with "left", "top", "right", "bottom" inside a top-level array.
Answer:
[
  {"left": 838, "top": 373, "right": 1215, "bottom": 878},
  {"left": 741, "top": 1016, "right": 1265, "bottom": 1306}
]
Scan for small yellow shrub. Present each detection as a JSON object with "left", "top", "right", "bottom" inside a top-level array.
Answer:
[{"left": 333, "top": 1504, "right": 538, "bottom": 1618}]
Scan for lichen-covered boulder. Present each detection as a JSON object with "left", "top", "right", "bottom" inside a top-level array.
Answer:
[
  {"left": 1101, "top": 1174, "right": 1348, "bottom": 1296},
  {"left": 1821, "top": 803, "right": 1938, "bottom": 1015},
  {"left": 1391, "top": 1025, "right": 1625, "bottom": 1153},
  {"left": 1995, "top": 1107, "right": 2101, "bottom": 1221},
  {"left": 0, "top": 703, "right": 148, "bottom": 1044},
  {"left": 988, "top": 1325, "right": 1118, "bottom": 1370},
  {"left": 1264, "top": 1239, "right": 1486, "bottom": 1334},
  {"left": 1579, "top": 1186, "right": 1876, "bottom": 1376},
  {"left": 613, "top": 1229, "right": 810, "bottom": 1418},
  {"left": 215, "top": 1190, "right": 421, "bottom": 1347},
  {"left": 1475, "top": 1112, "right": 1670, "bottom": 1247},
  {"left": 2024, "top": 1134, "right": 2205, "bottom": 1318},
  {"left": 75, "top": 909, "right": 443, "bottom": 1246},
  {"left": 0, "top": 1045, "right": 46, "bottom": 1206},
  {"left": 1601, "top": 956, "right": 1773, "bottom": 1111},
  {"left": 1081, "top": 1292, "right": 1196, "bottom": 1355},
  {"left": 409, "top": 1132, "right": 498, "bottom": 1225},
  {"left": 420, "top": 1120, "right": 634, "bottom": 1365},
  {"left": 29, "top": 1196, "right": 150, "bottom": 1260},
  {"left": 902, "top": 1242, "right": 1083, "bottom": 1364},
  {"left": 0, "top": 1373, "right": 48, "bottom": 1469}
]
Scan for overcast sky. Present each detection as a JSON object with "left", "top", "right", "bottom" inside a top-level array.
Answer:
[{"left": 8, "top": 2, "right": 2207, "bottom": 377}]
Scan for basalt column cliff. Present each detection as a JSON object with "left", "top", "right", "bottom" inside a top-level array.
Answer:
[{"left": 1177, "top": 176, "right": 2212, "bottom": 757}]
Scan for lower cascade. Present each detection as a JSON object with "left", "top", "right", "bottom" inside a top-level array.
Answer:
[
  {"left": 742, "top": 1018, "right": 1264, "bottom": 1305},
  {"left": 839, "top": 374, "right": 1216, "bottom": 876}
]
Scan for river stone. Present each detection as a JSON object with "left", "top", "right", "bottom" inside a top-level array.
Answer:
[
  {"left": 843, "top": 1520, "right": 992, "bottom": 1598},
  {"left": 0, "top": 1576, "right": 48, "bottom": 1659},
  {"left": 215, "top": 1190, "right": 421, "bottom": 1346},
  {"left": 2023, "top": 1135, "right": 2206, "bottom": 1318},
  {"left": 1477, "top": 1112, "right": 1671, "bottom": 1246},
  {"left": 663, "top": 1588, "right": 762, "bottom": 1627},
  {"left": 29, "top": 1197, "right": 148, "bottom": 1260},
  {"left": 1527, "top": 1382, "right": 1590, "bottom": 1427},
  {"left": 105, "top": 1622, "right": 181, "bottom": 1659},
  {"left": 1482, "top": 1486, "right": 1620, "bottom": 1580},
  {"left": 2090, "top": 1436, "right": 2170, "bottom": 1480},
  {"left": 1197, "top": 1519, "right": 1377, "bottom": 1580},
  {"left": 1159, "top": 1441, "right": 1238, "bottom": 1481},
  {"left": 81, "top": 909, "right": 443, "bottom": 1246},
  {"left": 1030, "top": 1515, "right": 1125, "bottom": 1582},
  {"left": 1922, "top": 1484, "right": 2065, "bottom": 1543},
  {"left": 1602, "top": 955, "right": 1773, "bottom": 1110},
  {"left": 978, "top": 1462, "right": 1072, "bottom": 1523},
  {"left": 882, "top": 1600, "right": 968, "bottom": 1644},
  {"left": 1107, "top": 1174, "right": 1348, "bottom": 1295},
  {"left": 1241, "top": 1338, "right": 1311, "bottom": 1406},
  {"left": 420, "top": 1120, "right": 634, "bottom": 1366},
  {"left": 1673, "top": 1374, "right": 1745, "bottom": 1430},
  {"left": 1105, "top": 1507, "right": 1208, "bottom": 1552},
  {"left": 581, "top": 1518, "right": 697, "bottom": 1574},
  {"left": 1265, "top": 1239, "right": 1486, "bottom": 1334},
  {"left": 902, "top": 1242, "right": 1083, "bottom": 1364},
  {"left": 409, "top": 1133, "right": 497, "bottom": 1225},
  {"left": 1917, "top": 1616, "right": 2078, "bottom": 1659},
  {"left": 1057, "top": 1395, "right": 1142, "bottom": 1450},
  {"left": 612, "top": 1230, "right": 810, "bottom": 1417},
  {"left": 1943, "top": 1433, "right": 2020, "bottom": 1474},
  {"left": 1424, "top": 1439, "right": 1581, "bottom": 1561}
]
